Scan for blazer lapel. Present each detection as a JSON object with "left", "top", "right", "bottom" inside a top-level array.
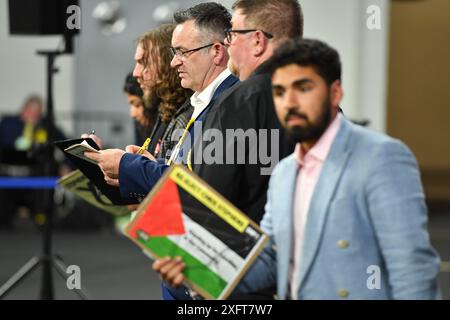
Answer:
[
  {"left": 297, "top": 118, "right": 354, "bottom": 287},
  {"left": 191, "top": 75, "right": 239, "bottom": 174},
  {"left": 275, "top": 156, "right": 298, "bottom": 299}
]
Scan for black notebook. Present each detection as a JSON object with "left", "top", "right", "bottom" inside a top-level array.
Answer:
[{"left": 54, "top": 138, "right": 136, "bottom": 205}]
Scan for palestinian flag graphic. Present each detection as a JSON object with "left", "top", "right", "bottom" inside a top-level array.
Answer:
[{"left": 126, "top": 166, "right": 268, "bottom": 300}]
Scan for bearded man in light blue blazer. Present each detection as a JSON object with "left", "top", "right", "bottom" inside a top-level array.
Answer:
[{"left": 154, "top": 38, "right": 441, "bottom": 300}]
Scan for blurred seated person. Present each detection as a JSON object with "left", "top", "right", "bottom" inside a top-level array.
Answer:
[
  {"left": 0, "top": 94, "right": 70, "bottom": 229},
  {"left": 0, "top": 95, "right": 44, "bottom": 152},
  {"left": 123, "top": 72, "right": 158, "bottom": 146}
]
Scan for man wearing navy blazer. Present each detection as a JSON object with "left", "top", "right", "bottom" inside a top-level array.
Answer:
[
  {"left": 155, "top": 38, "right": 441, "bottom": 299},
  {"left": 85, "top": 3, "right": 239, "bottom": 300},
  {"left": 87, "top": 3, "right": 238, "bottom": 196}
]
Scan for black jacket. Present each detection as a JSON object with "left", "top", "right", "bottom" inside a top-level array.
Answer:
[{"left": 193, "top": 64, "right": 295, "bottom": 223}]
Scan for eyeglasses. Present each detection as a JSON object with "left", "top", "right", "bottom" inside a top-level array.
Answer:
[
  {"left": 224, "top": 28, "right": 274, "bottom": 43},
  {"left": 170, "top": 43, "right": 215, "bottom": 59}
]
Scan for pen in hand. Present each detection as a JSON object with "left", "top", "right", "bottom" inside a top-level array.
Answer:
[
  {"left": 137, "top": 138, "right": 151, "bottom": 155},
  {"left": 81, "top": 130, "right": 103, "bottom": 149}
]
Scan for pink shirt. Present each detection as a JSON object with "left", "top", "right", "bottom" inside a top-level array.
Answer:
[{"left": 289, "top": 113, "right": 342, "bottom": 299}]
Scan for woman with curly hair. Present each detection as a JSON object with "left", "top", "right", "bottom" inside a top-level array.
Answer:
[{"left": 134, "top": 24, "right": 193, "bottom": 159}]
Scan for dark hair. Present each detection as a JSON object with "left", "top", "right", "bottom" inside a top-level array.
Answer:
[
  {"left": 232, "top": 0, "right": 303, "bottom": 45},
  {"left": 123, "top": 72, "right": 158, "bottom": 133},
  {"left": 267, "top": 38, "right": 342, "bottom": 85},
  {"left": 173, "top": 2, "right": 231, "bottom": 43},
  {"left": 123, "top": 73, "right": 143, "bottom": 97}
]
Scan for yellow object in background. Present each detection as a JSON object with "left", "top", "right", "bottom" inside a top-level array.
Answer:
[
  {"left": 35, "top": 128, "right": 48, "bottom": 144},
  {"left": 14, "top": 122, "right": 34, "bottom": 150},
  {"left": 35, "top": 213, "right": 46, "bottom": 226}
]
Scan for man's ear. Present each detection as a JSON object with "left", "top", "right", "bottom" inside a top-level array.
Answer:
[
  {"left": 330, "top": 80, "right": 343, "bottom": 108},
  {"left": 212, "top": 43, "right": 227, "bottom": 65},
  {"left": 254, "top": 31, "right": 268, "bottom": 57}
]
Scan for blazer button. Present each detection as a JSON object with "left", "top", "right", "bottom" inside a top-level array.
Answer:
[
  {"left": 338, "top": 240, "right": 349, "bottom": 249},
  {"left": 338, "top": 289, "right": 349, "bottom": 298}
]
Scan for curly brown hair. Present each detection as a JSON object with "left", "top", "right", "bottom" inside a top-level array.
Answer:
[{"left": 138, "top": 24, "right": 192, "bottom": 124}]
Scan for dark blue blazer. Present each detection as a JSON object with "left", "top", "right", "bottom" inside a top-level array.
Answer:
[
  {"left": 118, "top": 74, "right": 238, "bottom": 300},
  {"left": 118, "top": 74, "right": 239, "bottom": 202}
]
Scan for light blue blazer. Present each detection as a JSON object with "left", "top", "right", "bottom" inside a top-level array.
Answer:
[{"left": 237, "top": 117, "right": 441, "bottom": 299}]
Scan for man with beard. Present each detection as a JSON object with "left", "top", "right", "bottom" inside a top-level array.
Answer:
[
  {"left": 154, "top": 38, "right": 441, "bottom": 300},
  {"left": 192, "top": 0, "right": 303, "bottom": 224}
]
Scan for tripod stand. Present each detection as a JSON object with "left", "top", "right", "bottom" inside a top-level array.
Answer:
[{"left": 0, "top": 47, "right": 89, "bottom": 300}]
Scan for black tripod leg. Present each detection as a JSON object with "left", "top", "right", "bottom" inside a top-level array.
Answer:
[
  {"left": 0, "top": 257, "right": 40, "bottom": 299},
  {"left": 52, "top": 257, "right": 90, "bottom": 300}
]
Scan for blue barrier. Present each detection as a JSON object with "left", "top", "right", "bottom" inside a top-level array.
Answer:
[{"left": 0, "top": 177, "right": 59, "bottom": 189}]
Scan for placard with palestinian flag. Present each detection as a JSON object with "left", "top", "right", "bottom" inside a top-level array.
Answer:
[{"left": 125, "top": 165, "right": 269, "bottom": 300}]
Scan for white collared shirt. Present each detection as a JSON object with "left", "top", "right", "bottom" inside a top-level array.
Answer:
[{"left": 190, "top": 69, "right": 231, "bottom": 120}]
